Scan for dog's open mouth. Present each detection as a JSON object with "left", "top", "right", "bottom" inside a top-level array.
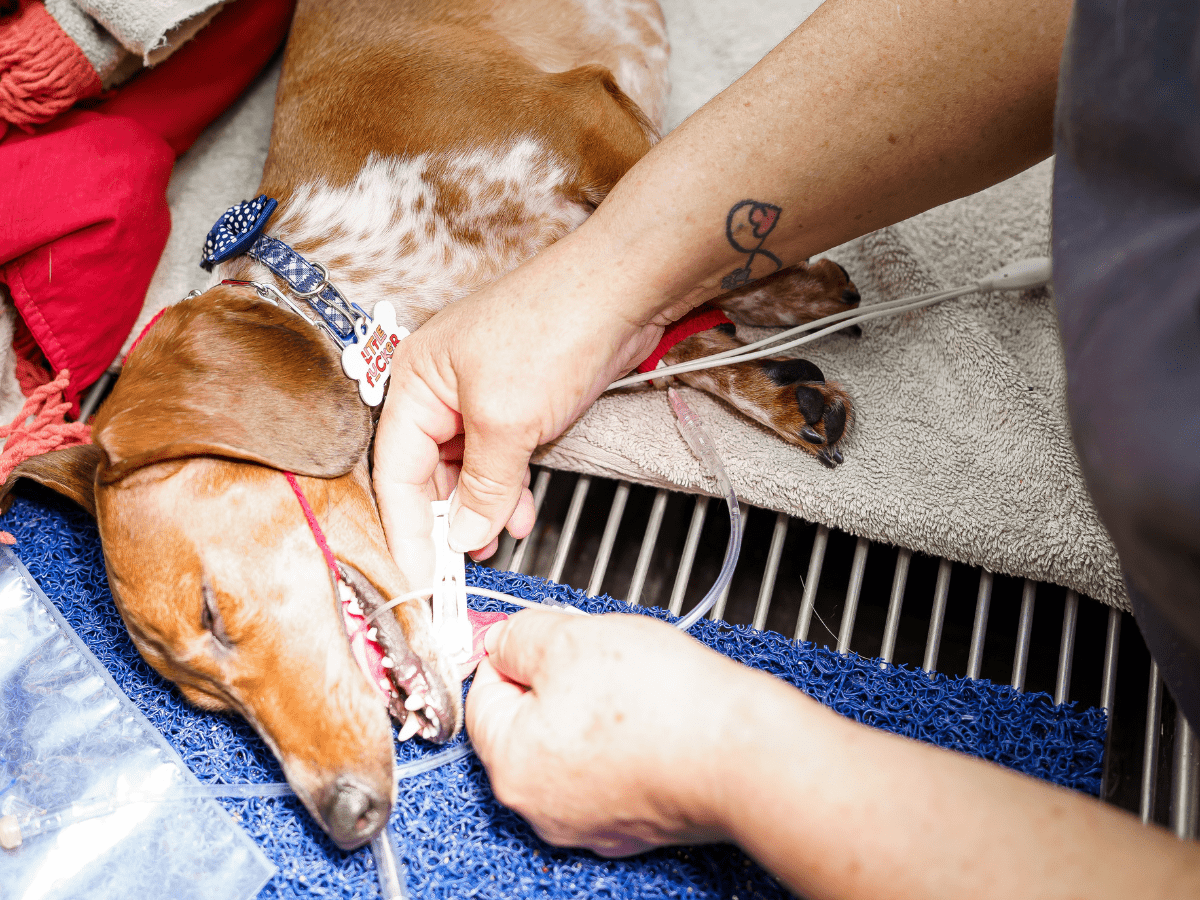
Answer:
[{"left": 336, "top": 563, "right": 459, "bottom": 743}]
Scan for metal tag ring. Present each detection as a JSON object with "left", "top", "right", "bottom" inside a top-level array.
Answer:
[{"left": 292, "top": 261, "right": 330, "bottom": 299}]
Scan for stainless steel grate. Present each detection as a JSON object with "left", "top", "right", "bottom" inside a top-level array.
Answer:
[{"left": 483, "top": 467, "right": 1200, "bottom": 838}]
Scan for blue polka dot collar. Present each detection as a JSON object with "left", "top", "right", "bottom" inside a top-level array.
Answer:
[
  {"left": 199, "top": 196, "right": 411, "bottom": 407},
  {"left": 200, "top": 195, "right": 364, "bottom": 347}
]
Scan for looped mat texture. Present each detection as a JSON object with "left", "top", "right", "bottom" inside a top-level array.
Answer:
[
  {"left": 124, "top": 0, "right": 1126, "bottom": 611},
  {"left": 4, "top": 493, "right": 1104, "bottom": 899}
]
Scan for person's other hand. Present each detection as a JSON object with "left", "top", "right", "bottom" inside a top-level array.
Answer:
[
  {"left": 465, "top": 609, "right": 783, "bottom": 856},
  {"left": 372, "top": 228, "right": 671, "bottom": 584}
]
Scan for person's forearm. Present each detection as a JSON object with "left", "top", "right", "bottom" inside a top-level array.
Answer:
[
  {"left": 719, "top": 680, "right": 1200, "bottom": 900},
  {"left": 573, "top": 0, "right": 1071, "bottom": 324}
]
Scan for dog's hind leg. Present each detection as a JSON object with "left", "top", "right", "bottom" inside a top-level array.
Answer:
[{"left": 660, "top": 326, "right": 852, "bottom": 468}]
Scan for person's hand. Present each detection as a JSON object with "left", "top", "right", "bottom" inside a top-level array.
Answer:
[
  {"left": 465, "top": 609, "right": 787, "bottom": 856},
  {"left": 372, "top": 227, "right": 673, "bottom": 584}
]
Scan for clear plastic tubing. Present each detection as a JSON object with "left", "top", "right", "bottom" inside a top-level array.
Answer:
[{"left": 667, "top": 387, "right": 743, "bottom": 631}]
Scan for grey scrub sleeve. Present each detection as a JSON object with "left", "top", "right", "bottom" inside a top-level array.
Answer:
[{"left": 1053, "top": 0, "right": 1200, "bottom": 727}]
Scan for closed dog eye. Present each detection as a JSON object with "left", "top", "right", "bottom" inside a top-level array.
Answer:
[{"left": 200, "top": 578, "right": 234, "bottom": 650}]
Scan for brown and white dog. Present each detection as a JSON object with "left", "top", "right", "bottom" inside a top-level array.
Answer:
[{"left": 0, "top": 0, "right": 856, "bottom": 850}]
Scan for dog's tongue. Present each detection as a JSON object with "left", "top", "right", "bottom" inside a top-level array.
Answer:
[
  {"left": 462, "top": 609, "right": 507, "bottom": 675},
  {"left": 339, "top": 582, "right": 396, "bottom": 699},
  {"left": 341, "top": 585, "right": 507, "bottom": 702}
]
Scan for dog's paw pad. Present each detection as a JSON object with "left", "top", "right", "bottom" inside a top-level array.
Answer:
[{"left": 754, "top": 358, "right": 852, "bottom": 465}]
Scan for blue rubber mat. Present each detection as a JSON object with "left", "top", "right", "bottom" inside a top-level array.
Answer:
[{"left": 4, "top": 493, "right": 1105, "bottom": 899}]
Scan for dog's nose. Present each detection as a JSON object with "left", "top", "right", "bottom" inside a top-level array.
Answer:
[{"left": 321, "top": 778, "right": 388, "bottom": 849}]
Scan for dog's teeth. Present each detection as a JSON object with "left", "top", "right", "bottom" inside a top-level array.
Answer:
[
  {"left": 398, "top": 714, "right": 421, "bottom": 741},
  {"left": 347, "top": 601, "right": 363, "bottom": 616},
  {"left": 420, "top": 711, "right": 440, "bottom": 740},
  {"left": 404, "top": 692, "right": 426, "bottom": 711},
  {"left": 367, "top": 628, "right": 378, "bottom": 642},
  {"left": 378, "top": 677, "right": 391, "bottom": 692},
  {"left": 381, "top": 655, "right": 394, "bottom": 669},
  {"left": 338, "top": 583, "right": 355, "bottom": 602},
  {"left": 399, "top": 666, "right": 417, "bottom": 681}
]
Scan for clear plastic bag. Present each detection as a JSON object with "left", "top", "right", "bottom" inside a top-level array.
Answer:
[{"left": 0, "top": 547, "right": 275, "bottom": 900}]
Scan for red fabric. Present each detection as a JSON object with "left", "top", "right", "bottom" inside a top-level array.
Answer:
[
  {"left": 0, "top": 368, "right": 90, "bottom": 484},
  {"left": 0, "top": 0, "right": 101, "bottom": 137},
  {"left": 1, "top": 109, "right": 174, "bottom": 409},
  {"left": 11, "top": 313, "right": 52, "bottom": 395},
  {"left": 636, "top": 305, "right": 733, "bottom": 374},
  {"left": 0, "top": 0, "right": 295, "bottom": 410}
]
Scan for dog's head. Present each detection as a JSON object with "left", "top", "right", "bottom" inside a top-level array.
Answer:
[{"left": 2, "top": 286, "right": 461, "bottom": 850}]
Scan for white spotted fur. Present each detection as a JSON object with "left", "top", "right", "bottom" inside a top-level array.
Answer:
[
  {"left": 221, "top": 141, "right": 590, "bottom": 332},
  {"left": 581, "top": 0, "right": 670, "bottom": 128},
  {"left": 217, "top": 0, "right": 669, "bottom": 332}
]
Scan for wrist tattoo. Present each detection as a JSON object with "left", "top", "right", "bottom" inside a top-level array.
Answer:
[{"left": 720, "top": 200, "right": 783, "bottom": 291}]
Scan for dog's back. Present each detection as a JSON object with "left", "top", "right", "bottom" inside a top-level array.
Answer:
[{"left": 221, "top": 0, "right": 669, "bottom": 328}]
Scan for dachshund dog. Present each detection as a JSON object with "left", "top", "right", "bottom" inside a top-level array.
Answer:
[{"left": 0, "top": 0, "right": 856, "bottom": 850}]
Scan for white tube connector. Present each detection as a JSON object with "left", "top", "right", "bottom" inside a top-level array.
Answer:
[
  {"left": 975, "top": 256, "right": 1053, "bottom": 293},
  {"left": 430, "top": 498, "right": 472, "bottom": 664}
]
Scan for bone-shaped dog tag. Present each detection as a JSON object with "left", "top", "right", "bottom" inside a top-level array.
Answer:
[
  {"left": 430, "top": 498, "right": 472, "bottom": 664},
  {"left": 341, "top": 300, "right": 410, "bottom": 406}
]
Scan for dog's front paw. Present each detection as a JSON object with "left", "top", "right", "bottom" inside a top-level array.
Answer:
[
  {"left": 664, "top": 331, "right": 854, "bottom": 467},
  {"left": 756, "top": 358, "right": 851, "bottom": 467}
]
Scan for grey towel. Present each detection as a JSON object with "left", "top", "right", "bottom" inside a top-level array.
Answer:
[
  {"left": 537, "top": 160, "right": 1126, "bottom": 609},
  {"left": 43, "top": 0, "right": 230, "bottom": 85}
]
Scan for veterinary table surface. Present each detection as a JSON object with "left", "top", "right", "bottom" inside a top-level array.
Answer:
[
  {"left": 492, "top": 467, "right": 1200, "bottom": 839},
  {"left": 2, "top": 492, "right": 1113, "bottom": 900}
]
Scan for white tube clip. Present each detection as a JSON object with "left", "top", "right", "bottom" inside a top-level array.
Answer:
[
  {"left": 430, "top": 498, "right": 472, "bottom": 664},
  {"left": 975, "top": 256, "right": 1053, "bottom": 292}
]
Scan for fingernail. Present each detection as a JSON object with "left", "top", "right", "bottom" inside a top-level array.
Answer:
[
  {"left": 448, "top": 504, "right": 493, "bottom": 553},
  {"left": 483, "top": 620, "right": 506, "bottom": 654}
]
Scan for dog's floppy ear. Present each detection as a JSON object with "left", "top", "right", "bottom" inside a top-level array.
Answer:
[
  {"left": 0, "top": 444, "right": 103, "bottom": 516},
  {"left": 93, "top": 287, "right": 372, "bottom": 484}
]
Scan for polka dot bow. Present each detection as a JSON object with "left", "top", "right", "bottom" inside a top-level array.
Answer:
[{"left": 200, "top": 195, "right": 278, "bottom": 271}]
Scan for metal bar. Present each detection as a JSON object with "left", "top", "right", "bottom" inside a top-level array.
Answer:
[
  {"left": 1171, "top": 710, "right": 1199, "bottom": 840},
  {"left": 547, "top": 476, "right": 590, "bottom": 584},
  {"left": 753, "top": 513, "right": 789, "bottom": 632},
  {"left": 922, "top": 558, "right": 953, "bottom": 674},
  {"left": 1055, "top": 590, "right": 1079, "bottom": 705},
  {"left": 836, "top": 537, "right": 869, "bottom": 654},
  {"left": 78, "top": 366, "right": 119, "bottom": 423},
  {"left": 966, "top": 571, "right": 993, "bottom": 680},
  {"left": 879, "top": 549, "right": 910, "bottom": 664},
  {"left": 1141, "top": 662, "right": 1163, "bottom": 825},
  {"left": 626, "top": 489, "right": 669, "bottom": 606},
  {"left": 1010, "top": 580, "right": 1037, "bottom": 691},
  {"left": 795, "top": 525, "right": 829, "bottom": 642},
  {"left": 1101, "top": 607, "right": 1122, "bottom": 716},
  {"left": 493, "top": 531, "right": 517, "bottom": 571},
  {"left": 506, "top": 469, "right": 552, "bottom": 574},
  {"left": 587, "top": 482, "right": 630, "bottom": 597},
  {"left": 669, "top": 497, "right": 708, "bottom": 616}
]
